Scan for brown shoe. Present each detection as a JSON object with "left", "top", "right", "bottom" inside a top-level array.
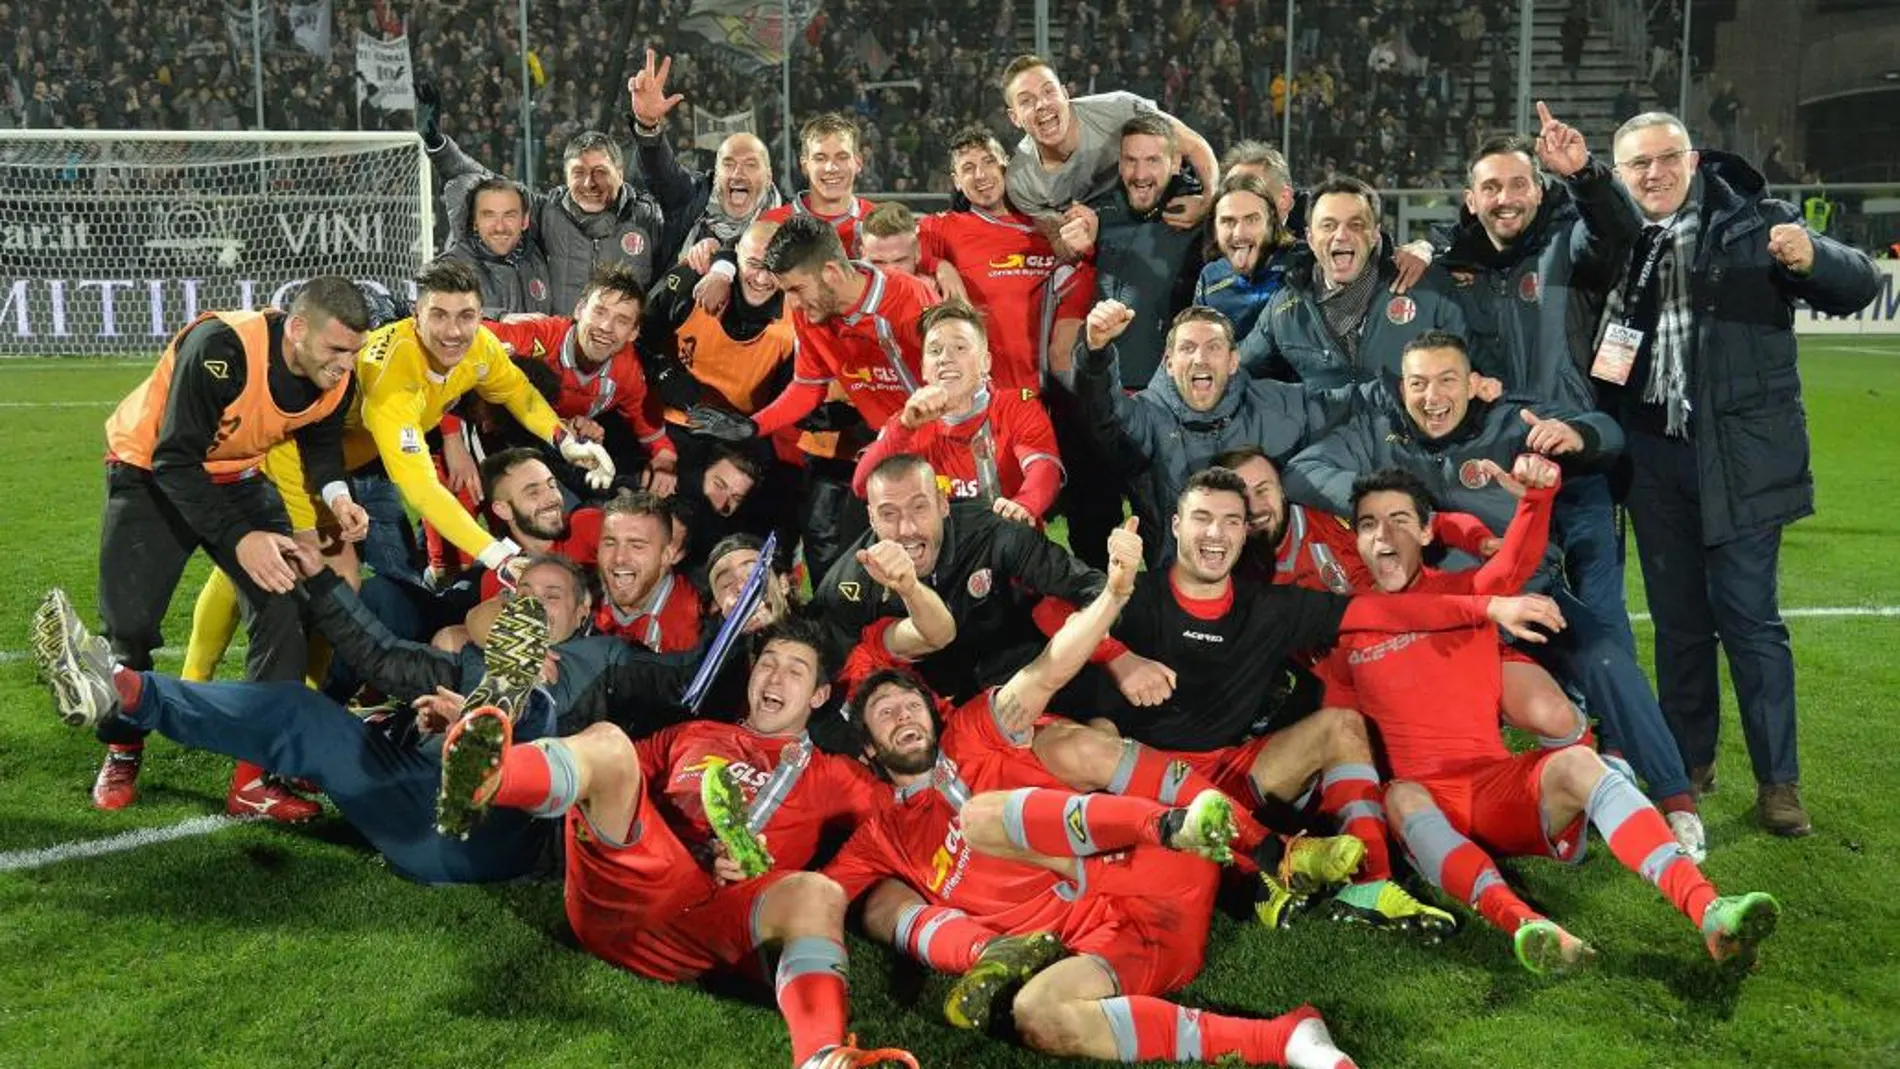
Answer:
[
  {"left": 1689, "top": 764, "right": 1717, "bottom": 797},
  {"left": 1756, "top": 783, "right": 1812, "bottom": 837}
]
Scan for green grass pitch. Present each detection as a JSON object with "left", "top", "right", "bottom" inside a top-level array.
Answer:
[{"left": 1, "top": 341, "right": 1897, "bottom": 1068}]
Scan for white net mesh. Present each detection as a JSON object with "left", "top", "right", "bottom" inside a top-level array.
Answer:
[{"left": 0, "top": 132, "right": 432, "bottom": 356}]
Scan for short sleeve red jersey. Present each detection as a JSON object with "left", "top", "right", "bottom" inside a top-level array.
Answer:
[
  {"left": 787, "top": 265, "right": 937, "bottom": 429},
  {"left": 822, "top": 691, "right": 1073, "bottom": 931},
  {"left": 632, "top": 720, "right": 886, "bottom": 873},
  {"left": 592, "top": 571, "right": 704, "bottom": 652},
  {"left": 485, "top": 316, "right": 671, "bottom": 454},
  {"left": 1272, "top": 503, "right": 1371, "bottom": 594},
  {"left": 478, "top": 507, "right": 606, "bottom": 600},
  {"left": 761, "top": 194, "right": 877, "bottom": 257},
  {"left": 917, "top": 208, "right": 1095, "bottom": 392},
  {"left": 862, "top": 388, "right": 1063, "bottom": 508}
]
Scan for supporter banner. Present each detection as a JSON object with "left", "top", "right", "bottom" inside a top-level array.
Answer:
[
  {"left": 681, "top": 0, "right": 817, "bottom": 72},
  {"left": 290, "top": 0, "right": 333, "bottom": 61},
  {"left": 692, "top": 107, "right": 756, "bottom": 152},
  {"left": 357, "top": 34, "right": 416, "bottom": 112},
  {"left": 1795, "top": 260, "right": 1900, "bottom": 335},
  {"left": 223, "top": 0, "right": 278, "bottom": 58}
]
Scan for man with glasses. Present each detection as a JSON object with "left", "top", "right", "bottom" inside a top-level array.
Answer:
[{"left": 1600, "top": 113, "right": 1878, "bottom": 837}]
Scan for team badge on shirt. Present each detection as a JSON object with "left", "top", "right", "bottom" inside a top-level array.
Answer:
[
  {"left": 1385, "top": 296, "right": 1417, "bottom": 325},
  {"left": 529, "top": 279, "right": 549, "bottom": 301},
  {"left": 621, "top": 232, "right": 647, "bottom": 256},
  {"left": 967, "top": 568, "right": 993, "bottom": 599},
  {"left": 399, "top": 426, "right": 424, "bottom": 454},
  {"left": 1458, "top": 458, "right": 1491, "bottom": 489},
  {"left": 1519, "top": 272, "right": 1542, "bottom": 303}
]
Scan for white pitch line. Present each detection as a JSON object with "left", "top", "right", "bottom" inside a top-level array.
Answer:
[
  {"left": 1631, "top": 606, "right": 1900, "bottom": 621},
  {"left": 1827, "top": 345, "right": 1900, "bottom": 356},
  {"left": 0, "top": 815, "right": 238, "bottom": 873}
]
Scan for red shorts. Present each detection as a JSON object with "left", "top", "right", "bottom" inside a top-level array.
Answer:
[
  {"left": 1174, "top": 735, "right": 1275, "bottom": 806},
  {"left": 1410, "top": 750, "right": 1586, "bottom": 864},
  {"left": 562, "top": 793, "right": 793, "bottom": 982},
  {"left": 1055, "top": 846, "right": 1221, "bottom": 997}
]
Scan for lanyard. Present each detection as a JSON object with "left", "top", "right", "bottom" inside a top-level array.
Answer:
[{"left": 1620, "top": 225, "right": 1671, "bottom": 319}]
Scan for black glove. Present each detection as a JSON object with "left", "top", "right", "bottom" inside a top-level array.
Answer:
[
  {"left": 795, "top": 400, "right": 864, "bottom": 434},
  {"left": 650, "top": 359, "right": 705, "bottom": 412},
  {"left": 686, "top": 404, "right": 757, "bottom": 441},
  {"left": 414, "top": 77, "right": 441, "bottom": 144}
]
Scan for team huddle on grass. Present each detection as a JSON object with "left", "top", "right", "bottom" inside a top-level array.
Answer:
[{"left": 26, "top": 45, "right": 1884, "bottom": 1069}]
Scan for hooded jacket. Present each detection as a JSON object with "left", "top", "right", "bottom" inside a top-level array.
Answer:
[
  {"left": 1074, "top": 334, "right": 1364, "bottom": 563},
  {"left": 430, "top": 134, "right": 667, "bottom": 309},
  {"left": 1238, "top": 242, "right": 1467, "bottom": 387},
  {"left": 440, "top": 174, "right": 555, "bottom": 319},
  {"left": 1435, "top": 155, "right": 1640, "bottom": 411},
  {"left": 1601, "top": 151, "right": 1881, "bottom": 544}
]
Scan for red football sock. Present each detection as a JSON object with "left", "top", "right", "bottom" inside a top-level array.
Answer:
[
  {"left": 1104, "top": 996, "right": 1330, "bottom": 1064},
  {"left": 894, "top": 904, "right": 999, "bottom": 973},
  {"left": 491, "top": 742, "right": 553, "bottom": 810},
  {"left": 1108, "top": 743, "right": 1270, "bottom": 863},
  {"left": 1445, "top": 840, "right": 1542, "bottom": 933},
  {"left": 111, "top": 667, "right": 144, "bottom": 714},
  {"left": 776, "top": 936, "right": 850, "bottom": 1064},
  {"left": 1321, "top": 763, "right": 1391, "bottom": 882},
  {"left": 1003, "top": 788, "right": 1164, "bottom": 857},
  {"left": 1590, "top": 773, "right": 1718, "bottom": 924}
]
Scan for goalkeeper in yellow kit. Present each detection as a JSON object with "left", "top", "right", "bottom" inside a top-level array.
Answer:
[{"left": 181, "top": 258, "right": 615, "bottom": 688}]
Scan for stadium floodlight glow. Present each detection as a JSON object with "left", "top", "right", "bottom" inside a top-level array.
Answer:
[{"left": 0, "top": 129, "right": 434, "bottom": 356}]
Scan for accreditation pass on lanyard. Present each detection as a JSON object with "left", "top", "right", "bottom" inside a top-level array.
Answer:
[{"left": 1593, "top": 228, "right": 1669, "bottom": 386}]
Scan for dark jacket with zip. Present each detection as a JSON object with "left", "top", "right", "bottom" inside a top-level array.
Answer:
[
  {"left": 440, "top": 174, "right": 555, "bottom": 319},
  {"left": 1598, "top": 151, "right": 1880, "bottom": 545},
  {"left": 1238, "top": 244, "right": 1467, "bottom": 387},
  {"left": 1436, "top": 155, "right": 1641, "bottom": 411}
]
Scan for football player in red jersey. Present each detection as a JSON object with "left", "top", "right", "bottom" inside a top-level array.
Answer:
[
  {"left": 1321, "top": 463, "right": 1780, "bottom": 975},
  {"left": 851, "top": 300, "right": 1063, "bottom": 525},
  {"left": 823, "top": 520, "right": 1360, "bottom": 1068},
  {"left": 468, "top": 448, "right": 605, "bottom": 601},
  {"left": 759, "top": 112, "right": 877, "bottom": 254},
  {"left": 434, "top": 616, "right": 915, "bottom": 1069},
  {"left": 482, "top": 263, "right": 678, "bottom": 494},
  {"left": 919, "top": 124, "right": 1094, "bottom": 393}
]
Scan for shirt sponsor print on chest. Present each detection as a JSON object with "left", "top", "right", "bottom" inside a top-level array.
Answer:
[{"left": 1385, "top": 295, "right": 1417, "bottom": 325}]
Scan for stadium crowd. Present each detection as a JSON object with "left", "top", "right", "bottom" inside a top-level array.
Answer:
[{"left": 21, "top": 0, "right": 1889, "bottom": 1064}]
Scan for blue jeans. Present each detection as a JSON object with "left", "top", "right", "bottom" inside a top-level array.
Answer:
[
  {"left": 1553, "top": 474, "right": 1634, "bottom": 657},
  {"left": 1534, "top": 584, "right": 1694, "bottom": 802},
  {"left": 130, "top": 673, "right": 555, "bottom": 884},
  {"left": 350, "top": 471, "right": 424, "bottom": 589}
]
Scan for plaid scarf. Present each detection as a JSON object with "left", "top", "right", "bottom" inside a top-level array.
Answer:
[
  {"left": 1600, "top": 185, "right": 1701, "bottom": 436},
  {"left": 1312, "top": 256, "right": 1381, "bottom": 362},
  {"left": 681, "top": 182, "right": 784, "bottom": 251}
]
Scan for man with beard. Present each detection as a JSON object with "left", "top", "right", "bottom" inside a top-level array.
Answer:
[
  {"left": 1036, "top": 468, "right": 1565, "bottom": 930},
  {"left": 441, "top": 176, "right": 554, "bottom": 318},
  {"left": 1329, "top": 465, "right": 1781, "bottom": 975},
  {"left": 420, "top": 86, "right": 667, "bottom": 307},
  {"left": 1071, "top": 302, "right": 1361, "bottom": 565},
  {"left": 580, "top": 491, "right": 700, "bottom": 653},
  {"left": 1195, "top": 173, "right": 1293, "bottom": 345},
  {"left": 917, "top": 124, "right": 1093, "bottom": 394},
  {"left": 1601, "top": 112, "right": 1879, "bottom": 836},
  {"left": 627, "top": 49, "right": 783, "bottom": 264},
  {"left": 689, "top": 216, "right": 938, "bottom": 582},
  {"left": 481, "top": 264, "right": 679, "bottom": 495},
  {"left": 1433, "top": 106, "right": 1648, "bottom": 824},
  {"left": 824, "top": 521, "right": 1363, "bottom": 1068},
  {"left": 1059, "top": 113, "right": 1207, "bottom": 568},
  {"left": 1238, "top": 177, "right": 1465, "bottom": 386},
  {"left": 469, "top": 448, "right": 604, "bottom": 601},
  {"left": 998, "top": 54, "right": 1219, "bottom": 233},
  {"left": 813, "top": 454, "right": 1102, "bottom": 715},
  {"left": 89, "top": 277, "right": 370, "bottom": 814},
  {"left": 1284, "top": 332, "right": 1710, "bottom": 857},
  {"left": 431, "top": 618, "right": 916, "bottom": 1069},
  {"left": 851, "top": 301, "right": 1064, "bottom": 526}
]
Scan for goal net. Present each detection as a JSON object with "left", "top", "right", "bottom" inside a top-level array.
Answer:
[{"left": 0, "top": 130, "right": 433, "bottom": 357}]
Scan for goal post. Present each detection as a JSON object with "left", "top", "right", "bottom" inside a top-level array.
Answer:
[{"left": 0, "top": 129, "right": 434, "bottom": 357}]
